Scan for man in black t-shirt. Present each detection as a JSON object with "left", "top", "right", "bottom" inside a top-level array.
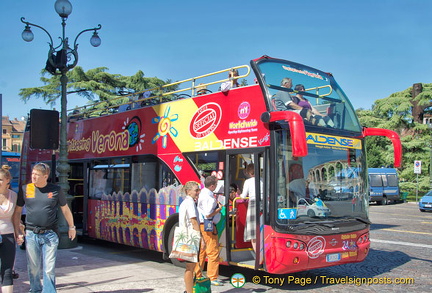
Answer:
[{"left": 13, "top": 163, "right": 76, "bottom": 293}]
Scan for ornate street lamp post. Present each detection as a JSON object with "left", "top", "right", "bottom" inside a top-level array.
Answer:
[{"left": 21, "top": 0, "right": 101, "bottom": 248}]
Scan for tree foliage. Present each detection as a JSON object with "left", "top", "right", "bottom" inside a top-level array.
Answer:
[
  {"left": 19, "top": 66, "right": 174, "bottom": 116},
  {"left": 357, "top": 83, "right": 432, "bottom": 196}
]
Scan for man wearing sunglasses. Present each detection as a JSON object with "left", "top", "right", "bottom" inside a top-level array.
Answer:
[{"left": 13, "top": 162, "right": 76, "bottom": 293}]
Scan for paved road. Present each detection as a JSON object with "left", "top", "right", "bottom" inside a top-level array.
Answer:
[{"left": 11, "top": 202, "right": 432, "bottom": 292}]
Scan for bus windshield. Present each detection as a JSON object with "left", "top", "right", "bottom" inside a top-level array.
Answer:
[
  {"left": 254, "top": 58, "right": 361, "bottom": 132},
  {"left": 274, "top": 129, "right": 368, "bottom": 233}
]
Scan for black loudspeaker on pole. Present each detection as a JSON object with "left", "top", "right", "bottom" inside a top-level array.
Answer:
[{"left": 30, "top": 109, "right": 60, "bottom": 150}]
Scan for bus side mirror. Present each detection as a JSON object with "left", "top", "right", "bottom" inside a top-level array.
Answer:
[{"left": 362, "top": 127, "right": 402, "bottom": 168}]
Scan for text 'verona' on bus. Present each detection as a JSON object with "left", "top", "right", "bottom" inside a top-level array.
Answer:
[{"left": 19, "top": 55, "right": 402, "bottom": 274}]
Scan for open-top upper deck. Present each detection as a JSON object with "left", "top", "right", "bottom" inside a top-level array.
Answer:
[
  {"left": 67, "top": 56, "right": 362, "bottom": 134},
  {"left": 68, "top": 64, "right": 251, "bottom": 120}
]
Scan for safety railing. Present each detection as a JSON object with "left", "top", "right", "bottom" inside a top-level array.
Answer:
[{"left": 68, "top": 65, "right": 251, "bottom": 119}]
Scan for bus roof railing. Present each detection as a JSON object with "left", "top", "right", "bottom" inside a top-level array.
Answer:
[
  {"left": 267, "top": 84, "right": 334, "bottom": 100},
  {"left": 68, "top": 65, "right": 251, "bottom": 119}
]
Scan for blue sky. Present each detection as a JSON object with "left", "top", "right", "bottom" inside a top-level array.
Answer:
[{"left": 1, "top": 0, "right": 431, "bottom": 120}]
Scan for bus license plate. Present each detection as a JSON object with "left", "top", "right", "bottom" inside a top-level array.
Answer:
[{"left": 326, "top": 253, "right": 341, "bottom": 262}]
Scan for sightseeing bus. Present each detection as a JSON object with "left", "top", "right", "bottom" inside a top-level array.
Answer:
[
  {"left": 19, "top": 55, "right": 402, "bottom": 274},
  {"left": 1, "top": 151, "right": 21, "bottom": 192}
]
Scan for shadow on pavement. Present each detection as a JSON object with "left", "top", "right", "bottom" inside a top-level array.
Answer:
[{"left": 218, "top": 248, "right": 411, "bottom": 291}]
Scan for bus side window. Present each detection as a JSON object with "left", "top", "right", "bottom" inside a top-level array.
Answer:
[
  {"left": 90, "top": 169, "right": 108, "bottom": 199},
  {"left": 131, "top": 160, "right": 157, "bottom": 192}
]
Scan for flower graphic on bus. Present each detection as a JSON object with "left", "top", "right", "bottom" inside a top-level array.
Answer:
[
  {"left": 152, "top": 106, "right": 179, "bottom": 149},
  {"left": 122, "top": 116, "right": 145, "bottom": 152}
]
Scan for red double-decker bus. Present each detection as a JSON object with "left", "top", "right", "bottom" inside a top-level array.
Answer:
[{"left": 20, "top": 56, "right": 401, "bottom": 274}]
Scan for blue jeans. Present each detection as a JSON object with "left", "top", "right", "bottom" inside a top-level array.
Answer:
[{"left": 25, "top": 230, "right": 59, "bottom": 293}]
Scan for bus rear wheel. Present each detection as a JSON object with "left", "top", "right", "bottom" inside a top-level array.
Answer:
[{"left": 167, "top": 223, "right": 186, "bottom": 268}]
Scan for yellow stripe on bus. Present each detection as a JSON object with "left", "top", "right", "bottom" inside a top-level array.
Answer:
[{"left": 306, "top": 132, "right": 362, "bottom": 150}]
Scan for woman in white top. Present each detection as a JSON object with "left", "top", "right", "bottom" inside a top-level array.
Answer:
[
  {"left": 0, "top": 165, "right": 23, "bottom": 293},
  {"left": 178, "top": 181, "right": 201, "bottom": 293},
  {"left": 240, "top": 163, "right": 263, "bottom": 253}
]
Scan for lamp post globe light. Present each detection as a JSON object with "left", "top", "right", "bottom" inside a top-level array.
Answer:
[{"left": 21, "top": 0, "right": 101, "bottom": 248}]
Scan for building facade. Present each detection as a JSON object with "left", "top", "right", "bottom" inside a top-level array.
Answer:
[
  {"left": 2, "top": 116, "right": 26, "bottom": 153},
  {"left": 423, "top": 113, "right": 432, "bottom": 125}
]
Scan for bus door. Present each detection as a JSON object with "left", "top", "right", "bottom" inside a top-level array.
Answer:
[{"left": 225, "top": 150, "right": 267, "bottom": 269}]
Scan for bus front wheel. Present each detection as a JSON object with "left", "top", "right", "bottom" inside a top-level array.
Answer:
[{"left": 167, "top": 223, "right": 186, "bottom": 268}]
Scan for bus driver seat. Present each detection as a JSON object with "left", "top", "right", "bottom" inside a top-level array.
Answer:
[{"left": 287, "top": 163, "right": 305, "bottom": 207}]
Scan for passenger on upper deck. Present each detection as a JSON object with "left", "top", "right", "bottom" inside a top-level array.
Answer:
[
  {"left": 196, "top": 83, "right": 208, "bottom": 95},
  {"left": 221, "top": 69, "right": 240, "bottom": 92},
  {"left": 68, "top": 109, "right": 82, "bottom": 122},
  {"left": 273, "top": 78, "right": 310, "bottom": 115},
  {"left": 273, "top": 79, "right": 334, "bottom": 127},
  {"left": 293, "top": 84, "right": 334, "bottom": 127}
]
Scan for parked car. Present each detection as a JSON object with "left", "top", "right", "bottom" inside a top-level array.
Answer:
[
  {"left": 297, "top": 198, "right": 331, "bottom": 217},
  {"left": 419, "top": 191, "right": 432, "bottom": 212}
]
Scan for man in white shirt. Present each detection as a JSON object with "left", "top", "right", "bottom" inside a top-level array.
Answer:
[{"left": 195, "top": 176, "right": 223, "bottom": 286}]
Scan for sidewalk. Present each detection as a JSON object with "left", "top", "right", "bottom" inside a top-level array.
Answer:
[{"left": 12, "top": 240, "right": 187, "bottom": 293}]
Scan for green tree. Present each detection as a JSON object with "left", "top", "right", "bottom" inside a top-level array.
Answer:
[
  {"left": 19, "top": 66, "right": 174, "bottom": 116},
  {"left": 357, "top": 83, "right": 432, "bottom": 196}
]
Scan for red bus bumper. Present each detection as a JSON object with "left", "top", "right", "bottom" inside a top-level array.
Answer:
[{"left": 263, "top": 225, "right": 370, "bottom": 274}]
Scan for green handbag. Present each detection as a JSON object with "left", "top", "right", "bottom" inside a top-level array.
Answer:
[{"left": 193, "top": 276, "right": 211, "bottom": 293}]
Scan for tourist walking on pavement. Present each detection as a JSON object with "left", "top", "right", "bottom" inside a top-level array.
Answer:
[
  {"left": 195, "top": 175, "right": 223, "bottom": 286},
  {"left": 179, "top": 181, "right": 202, "bottom": 293},
  {"left": 0, "top": 165, "right": 23, "bottom": 293},
  {"left": 13, "top": 163, "right": 76, "bottom": 293}
]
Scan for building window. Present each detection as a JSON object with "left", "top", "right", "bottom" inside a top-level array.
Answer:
[{"left": 2, "top": 129, "right": 6, "bottom": 134}]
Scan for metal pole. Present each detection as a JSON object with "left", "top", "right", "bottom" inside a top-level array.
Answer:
[
  {"left": 58, "top": 73, "right": 70, "bottom": 193},
  {"left": 51, "top": 150, "right": 56, "bottom": 185},
  {"left": 56, "top": 18, "right": 74, "bottom": 249},
  {"left": 56, "top": 72, "right": 77, "bottom": 249}
]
